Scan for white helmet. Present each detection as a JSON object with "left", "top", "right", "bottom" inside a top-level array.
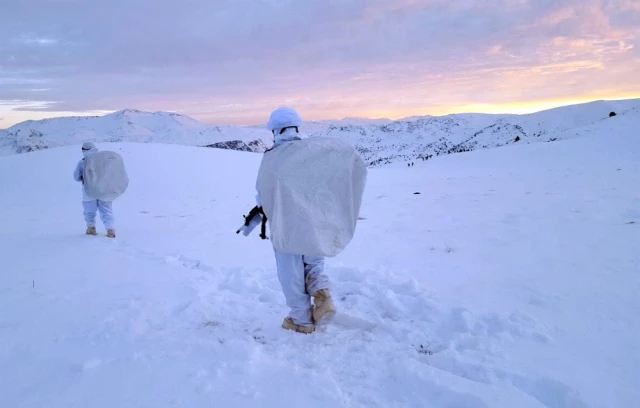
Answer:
[{"left": 266, "top": 107, "right": 303, "bottom": 133}]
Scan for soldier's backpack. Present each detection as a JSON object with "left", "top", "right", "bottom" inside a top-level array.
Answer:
[
  {"left": 83, "top": 151, "right": 129, "bottom": 201},
  {"left": 256, "top": 137, "right": 367, "bottom": 257}
]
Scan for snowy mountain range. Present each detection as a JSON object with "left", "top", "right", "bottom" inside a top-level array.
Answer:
[
  {"left": 303, "top": 99, "right": 640, "bottom": 166},
  {"left": 2, "top": 99, "right": 639, "bottom": 166},
  {"left": 0, "top": 109, "right": 270, "bottom": 156}
]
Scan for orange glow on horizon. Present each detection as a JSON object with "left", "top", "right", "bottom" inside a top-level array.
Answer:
[
  {"left": 319, "top": 93, "right": 640, "bottom": 122},
  {"left": 1, "top": 94, "right": 639, "bottom": 129}
]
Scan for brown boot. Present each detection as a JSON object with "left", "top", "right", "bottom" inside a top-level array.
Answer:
[
  {"left": 312, "top": 289, "right": 336, "bottom": 323},
  {"left": 106, "top": 229, "right": 116, "bottom": 238},
  {"left": 86, "top": 226, "right": 97, "bottom": 235},
  {"left": 282, "top": 317, "right": 315, "bottom": 334}
]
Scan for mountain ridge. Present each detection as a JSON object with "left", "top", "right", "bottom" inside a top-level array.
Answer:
[{"left": 2, "top": 99, "right": 639, "bottom": 165}]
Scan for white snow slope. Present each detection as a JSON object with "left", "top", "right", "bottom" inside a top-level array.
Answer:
[{"left": 1, "top": 111, "right": 639, "bottom": 408}]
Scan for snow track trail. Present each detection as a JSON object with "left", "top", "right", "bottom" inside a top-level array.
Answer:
[{"left": 1, "top": 230, "right": 584, "bottom": 408}]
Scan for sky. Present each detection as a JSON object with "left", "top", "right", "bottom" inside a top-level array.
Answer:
[{"left": 1, "top": 0, "right": 639, "bottom": 128}]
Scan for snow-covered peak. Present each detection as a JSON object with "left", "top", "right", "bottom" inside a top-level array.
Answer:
[
  {"left": 108, "top": 109, "right": 187, "bottom": 119},
  {"left": 0, "top": 109, "right": 270, "bottom": 155}
]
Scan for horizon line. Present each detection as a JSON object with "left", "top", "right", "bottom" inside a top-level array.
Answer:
[{"left": 2, "top": 95, "right": 639, "bottom": 130}]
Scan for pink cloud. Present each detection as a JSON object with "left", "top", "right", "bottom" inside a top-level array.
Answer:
[{"left": 0, "top": 0, "right": 638, "bottom": 127}]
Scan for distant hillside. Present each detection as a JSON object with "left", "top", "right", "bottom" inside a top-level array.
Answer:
[
  {"left": 2, "top": 99, "right": 639, "bottom": 166},
  {"left": 0, "top": 109, "right": 270, "bottom": 155},
  {"left": 302, "top": 99, "right": 640, "bottom": 166}
]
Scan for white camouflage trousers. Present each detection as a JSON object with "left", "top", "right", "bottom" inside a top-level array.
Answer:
[
  {"left": 83, "top": 200, "right": 115, "bottom": 230},
  {"left": 273, "top": 249, "right": 329, "bottom": 327}
]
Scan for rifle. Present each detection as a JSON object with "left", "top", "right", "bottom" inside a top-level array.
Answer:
[{"left": 236, "top": 206, "right": 268, "bottom": 240}]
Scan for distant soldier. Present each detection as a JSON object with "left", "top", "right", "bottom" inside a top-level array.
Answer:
[{"left": 73, "top": 142, "right": 117, "bottom": 238}]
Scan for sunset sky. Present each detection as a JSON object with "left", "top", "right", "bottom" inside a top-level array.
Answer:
[{"left": 1, "top": 0, "right": 639, "bottom": 128}]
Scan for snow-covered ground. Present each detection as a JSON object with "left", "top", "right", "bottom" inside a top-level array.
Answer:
[{"left": 0, "top": 113, "right": 638, "bottom": 407}]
